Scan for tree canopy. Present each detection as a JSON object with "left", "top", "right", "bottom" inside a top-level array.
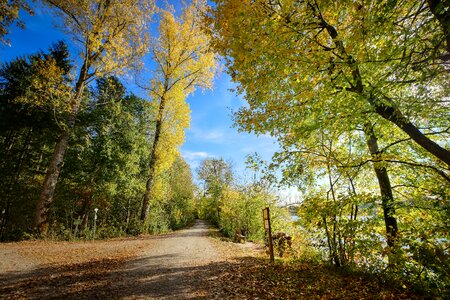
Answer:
[{"left": 209, "top": 0, "right": 450, "bottom": 293}]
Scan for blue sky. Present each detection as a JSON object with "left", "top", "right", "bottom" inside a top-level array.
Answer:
[{"left": 0, "top": 2, "right": 300, "bottom": 202}]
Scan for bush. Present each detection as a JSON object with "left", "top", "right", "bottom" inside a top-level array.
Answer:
[{"left": 126, "top": 218, "right": 144, "bottom": 236}]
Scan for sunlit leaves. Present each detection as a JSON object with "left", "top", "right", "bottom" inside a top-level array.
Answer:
[
  {"left": 146, "top": 0, "right": 216, "bottom": 201},
  {"left": 0, "top": 0, "right": 33, "bottom": 45},
  {"left": 209, "top": 0, "right": 449, "bottom": 292},
  {"left": 211, "top": 0, "right": 449, "bottom": 164},
  {"left": 0, "top": 41, "right": 72, "bottom": 117},
  {"left": 14, "top": 55, "right": 72, "bottom": 113},
  {"left": 44, "top": 0, "right": 154, "bottom": 77}
]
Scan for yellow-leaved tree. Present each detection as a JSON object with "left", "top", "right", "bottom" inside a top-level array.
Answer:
[
  {"left": 140, "top": 0, "right": 216, "bottom": 222},
  {"left": 34, "top": 0, "right": 155, "bottom": 234},
  {"left": 0, "top": 0, "right": 33, "bottom": 45}
]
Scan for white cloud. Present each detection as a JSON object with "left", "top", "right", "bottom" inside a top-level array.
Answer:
[
  {"left": 181, "top": 150, "right": 216, "bottom": 174},
  {"left": 187, "top": 127, "right": 225, "bottom": 143},
  {"left": 181, "top": 150, "right": 210, "bottom": 161}
]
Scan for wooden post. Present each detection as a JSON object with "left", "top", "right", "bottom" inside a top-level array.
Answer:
[{"left": 263, "top": 207, "right": 274, "bottom": 263}]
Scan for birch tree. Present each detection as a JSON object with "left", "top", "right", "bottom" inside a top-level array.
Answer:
[{"left": 34, "top": 0, "right": 154, "bottom": 234}]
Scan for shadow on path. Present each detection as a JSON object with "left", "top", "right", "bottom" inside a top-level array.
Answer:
[
  {"left": 0, "top": 220, "right": 232, "bottom": 299},
  {"left": 0, "top": 219, "right": 422, "bottom": 299},
  {"left": 0, "top": 254, "right": 422, "bottom": 300},
  {"left": 0, "top": 255, "right": 252, "bottom": 299}
]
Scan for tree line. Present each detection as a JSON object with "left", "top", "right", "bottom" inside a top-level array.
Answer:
[
  {"left": 195, "top": 157, "right": 291, "bottom": 242},
  {"left": 0, "top": 41, "right": 196, "bottom": 239},
  {"left": 0, "top": 0, "right": 215, "bottom": 239}
]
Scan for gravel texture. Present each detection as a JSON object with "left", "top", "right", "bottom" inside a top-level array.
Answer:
[{"left": 0, "top": 220, "right": 252, "bottom": 299}]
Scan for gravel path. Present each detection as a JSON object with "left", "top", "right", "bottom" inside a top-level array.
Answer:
[
  {"left": 130, "top": 219, "right": 221, "bottom": 268},
  {"left": 1, "top": 221, "right": 416, "bottom": 299},
  {"left": 0, "top": 220, "right": 245, "bottom": 299},
  {"left": 116, "top": 219, "right": 224, "bottom": 299}
]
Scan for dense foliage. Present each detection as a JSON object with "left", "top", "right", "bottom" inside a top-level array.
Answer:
[
  {"left": 196, "top": 158, "right": 291, "bottom": 242},
  {"left": 33, "top": 0, "right": 155, "bottom": 235},
  {"left": 0, "top": 1, "right": 211, "bottom": 241},
  {"left": 0, "top": 42, "right": 71, "bottom": 240},
  {"left": 209, "top": 0, "right": 450, "bottom": 296},
  {"left": 0, "top": 42, "right": 197, "bottom": 240}
]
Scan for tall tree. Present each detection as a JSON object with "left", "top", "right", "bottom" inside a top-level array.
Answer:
[
  {"left": 364, "top": 124, "right": 398, "bottom": 247},
  {"left": 34, "top": 0, "right": 154, "bottom": 234},
  {"left": 0, "top": 42, "right": 72, "bottom": 240},
  {"left": 197, "top": 158, "right": 233, "bottom": 196},
  {"left": 140, "top": 0, "right": 216, "bottom": 222},
  {"left": 165, "top": 157, "right": 196, "bottom": 229},
  {"left": 209, "top": 0, "right": 448, "bottom": 249},
  {"left": 210, "top": 0, "right": 450, "bottom": 166},
  {"left": 196, "top": 158, "right": 233, "bottom": 224},
  {"left": 56, "top": 76, "right": 153, "bottom": 235}
]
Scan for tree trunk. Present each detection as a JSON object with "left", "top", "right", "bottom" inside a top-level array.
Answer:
[
  {"left": 319, "top": 14, "right": 450, "bottom": 167},
  {"left": 370, "top": 96, "right": 450, "bottom": 166},
  {"left": 34, "top": 62, "right": 88, "bottom": 235},
  {"left": 325, "top": 150, "right": 341, "bottom": 267},
  {"left": 365, "top": 125, "right": 398, "bottom": 248},
  {"left": 323, "top": 216, "right": 340, "bottom": 267},
  {"left": 427, "top": 0, "right": 450, "bottom": 56},
  {"left": 33, "top": 146, "right": 45, "bottom": 179},
  {"left": 141, "top": 93, "right": 167, "bottom": 221},
  {"left": 348, "top": 176, "right": 358, "bottom": 221},
  {"left": 126, "top": 197, "right": 131, "bottom": 227}
]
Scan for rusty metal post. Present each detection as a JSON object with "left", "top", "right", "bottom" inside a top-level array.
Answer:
[{"left": 263, "top": 207, "right": 274, "bottom": 263}]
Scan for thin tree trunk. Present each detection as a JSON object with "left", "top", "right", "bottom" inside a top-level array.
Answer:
[
  {"left": 83, "top": 213, "right": 89, "bottom": 231},
  {"left": 365, "top": 124, "right": 398, "bottom": 248},
  {"left": 126, "top": 197, "right": 131, "bottom": 227},
  {"left": 34, "top": 62, "right": 89, "bottom": 235},
  {"left": 325, "top": 146, "right": 341, "bottom": 267},
  {"left": 427, "top": 0, "right": 450, "bottom": 56},
  {"left": 2, "top": 130, "right": 15, "bottom": 155},
  {"left": 322, "top": 216, "right": 336, "bottom": 265},
  {"left": 347, "top": 176, "right": 358, "bottom": 263},
  {"left": 348, "top": 176, "right": 358, "bottom": 220},
  {"left": 141, "top": 92, "right": 167, "bottom": 221},
  {"left": 33, "top": 146, "right": 45, "bottom": 179}
]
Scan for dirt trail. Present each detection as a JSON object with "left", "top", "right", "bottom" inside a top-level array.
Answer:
[
  {"left": 0, "top": 221, "right": 422, "bottom": 299},
  {"left": 115, "top": 220, "right": 225, "bottom": 299},
  {"left": 0, "top": 220, "right": 249, "bottom": 299},
  {"left": 130, "top": 219, "right": 221, "bottom": 268}
]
